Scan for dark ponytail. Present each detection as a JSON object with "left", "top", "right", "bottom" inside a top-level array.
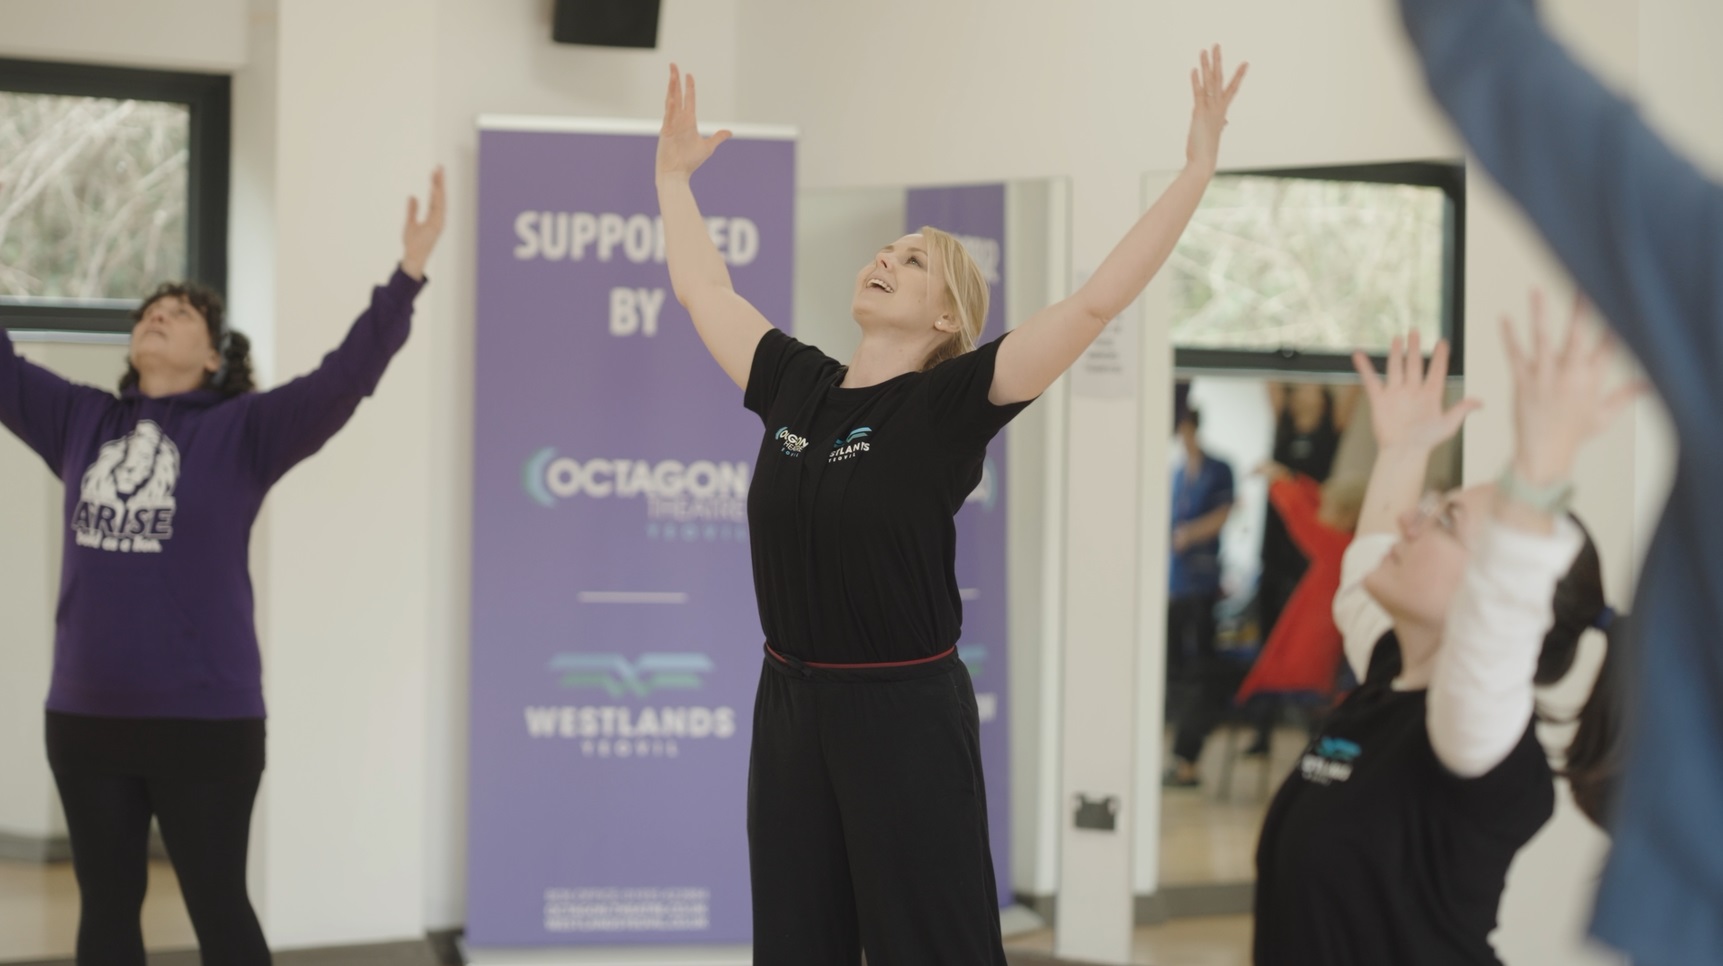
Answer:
[
  {"left": 1533, "top": 515, "right": 1624, "bottom": 830},
  {"left": 120, "top": 281, "right": 256, "bottom": 397},
  {"left": 1563, "top": 612, "right": 1628, "bottom": 828}
]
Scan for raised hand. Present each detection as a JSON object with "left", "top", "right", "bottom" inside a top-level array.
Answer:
[
  {"left": 401, "top": 167, "right": 446, "bottom": 281},
  {"left": 1352, "top": 331, "right": 1480, "bottom": 453},
  {"left": 657, "top": 64, "right": 731, "bottom": 182},
  {"left": 1502, "top": 291, "right": 1641, "bottom": 485},
  {"left": 1186, "top": 44, "right": 1249, "bottom": 172}
]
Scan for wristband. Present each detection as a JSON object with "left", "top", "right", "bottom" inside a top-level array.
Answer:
[{"left": 1496, "top": 463, "right": 1574, "bottom": 515}]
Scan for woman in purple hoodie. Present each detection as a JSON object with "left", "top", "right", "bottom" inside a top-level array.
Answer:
[{"left": 0, "top": 168, "right": 445, "bottom": 965}]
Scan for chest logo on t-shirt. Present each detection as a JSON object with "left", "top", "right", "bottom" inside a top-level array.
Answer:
[
  {"left": 73, "top": 419, "right": 180, "bottom": 553},
  {"left": 774, "top": 427, "right": 809, "bottom": 457},
  {"left": 828, "top": 427, "right": 872, "bottom": 463},
  {"left": 1299, "top": 736, "right": 1362, "bottom": 786}
]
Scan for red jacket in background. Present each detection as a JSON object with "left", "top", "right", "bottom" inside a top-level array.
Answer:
[{"left": 1236, "top": 475, "right": 1353, "bottom": 703}]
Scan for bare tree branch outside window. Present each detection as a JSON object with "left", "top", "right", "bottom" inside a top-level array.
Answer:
[
  {"left": 0, "top": 92, "right": 189, "bottom": 305},
  {"left": 1170, "top": 176, "right": 1447, "bottom": 353}
]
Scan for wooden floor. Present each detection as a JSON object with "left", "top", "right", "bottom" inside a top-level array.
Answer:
[
  {"left": 0, "top": 858, "right": 195, "bottom": 963},
  {"left": 0, "top": 856, "right": 1253, "bottom": 965},
  {"left": 1004, "top": 918, "right": 1252, "bottom": 965},
  {"left": 1157, "top": 722, "right": 1305, "bottom": 887}
]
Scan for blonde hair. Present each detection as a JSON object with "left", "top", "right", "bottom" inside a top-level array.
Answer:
[{"left": 916, "top": 225, "right": 989, "bottom": 371}]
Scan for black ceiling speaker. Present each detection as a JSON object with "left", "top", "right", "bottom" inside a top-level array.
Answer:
[{"left": 553, "top": 0, "right": 662, "bottom": 49}]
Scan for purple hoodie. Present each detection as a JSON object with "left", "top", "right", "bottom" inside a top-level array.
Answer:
[{"left": 0, "top": 268, "right": 424, "bottom": 719}]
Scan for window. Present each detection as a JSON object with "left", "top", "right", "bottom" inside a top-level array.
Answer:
[
  {"left": 0, "top": 58, "right": 229, "bottom": 334},
  {"left": 1168, "top": 162, "right": 1464, "bottom": 374}
]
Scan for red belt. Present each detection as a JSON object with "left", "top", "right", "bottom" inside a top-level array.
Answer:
[{"left": 766, "top": 643, "right": 956, "bottom": 670}]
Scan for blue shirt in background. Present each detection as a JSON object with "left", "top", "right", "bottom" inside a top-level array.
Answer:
[{"left": 1170, "top": 453, "right": 1234, "bottom": 600}]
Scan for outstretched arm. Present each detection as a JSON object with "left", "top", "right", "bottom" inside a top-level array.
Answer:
[
  {"left": 1351, "top": 333, "right": 1479, "bottom": 539},
  {"left": 0, "top": 325, "right": 104, "bottom": 476},
  {"left": 1429, "top": 294, "right": 1635, "bottom": 778},
  {"left": 1399, "top": 0, "right": 1723, "bottom": 432},
  {"left": 1333, "top": 332, "right": 1480, "bottom": 680},
  {"left": 246, "top": 169, "right": 444, "bottom": 483},
  {"left": 655, "top": 65, "right": 772, "bottom": 391},
  {"left": 990, "top": 46, "right": 1247, "bottom": 405}
]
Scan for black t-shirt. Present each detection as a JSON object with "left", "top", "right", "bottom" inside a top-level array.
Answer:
[
  {"left": 743, "top": 328, "right": 1031, "bottom": 663},
  {"left": 1254, "top": 642, "right": 1556, "bottom": 966}
]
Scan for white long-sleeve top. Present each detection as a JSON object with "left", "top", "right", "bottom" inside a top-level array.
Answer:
[{"left": 1331, "top": 519, "right": 1584, "bottom": 778}]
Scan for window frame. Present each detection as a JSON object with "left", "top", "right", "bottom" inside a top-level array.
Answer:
[
  {"left": 1171, "top": 160, "right": 1466, "bottom": 377},
  {"left": 0, "top": 57, "right": 230, "bottom": 334}
]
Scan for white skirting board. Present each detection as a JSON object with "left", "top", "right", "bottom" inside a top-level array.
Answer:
[
  {"left": 460, "top": 943, "right": 752, "bottom": 966},
  {"left": 461, "top": 905, "right": 1047, "bottom": 964}
]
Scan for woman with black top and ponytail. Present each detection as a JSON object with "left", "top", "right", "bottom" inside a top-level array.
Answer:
[
  {"left": 1253, "top": 297, "right": 1634, "bottom": 965},
  {"left": 0, "top": 169, "right": 445, "bottom": 965}
]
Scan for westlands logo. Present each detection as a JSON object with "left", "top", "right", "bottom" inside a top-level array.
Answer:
[
  {"left": 525, "top": 652, "right": 738, "bottom": 759},
  {"left": 829, "top": 427, "right": 872, "bottom": 463},
  {"left": 550, "top": 653, "right": 713, "bottom": 696}
]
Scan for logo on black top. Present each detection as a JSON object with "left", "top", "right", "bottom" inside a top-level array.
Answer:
[
  {"left": 1299, "top": 736, "right": 1362, "bottom": 786},
  {"left": 828, "top": 427, "right": 872, "bottom": 463},
  {"left": 774, "top": 427, "right": 809, "bottom": 457}
]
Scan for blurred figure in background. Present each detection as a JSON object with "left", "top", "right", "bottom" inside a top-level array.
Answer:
[
  {"left": 1236, "top": 466, "right": 1366, "bottom": 712},
  {"left": 1165, "top": 390, "right": 1236, "bottom": 787},
  {"left": 1249, "top": 383, "right": 1358, "bottom": 753}
]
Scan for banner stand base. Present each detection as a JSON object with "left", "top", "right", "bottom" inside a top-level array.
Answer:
[
  {"left": 460, "top": 941, "right": 752, "bottom": 966},
  {"left": 461, "top": 907, "right": 1044, "bottom": 963}
]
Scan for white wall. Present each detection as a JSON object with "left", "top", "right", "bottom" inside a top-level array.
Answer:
[{"left": 0, "top": 0, "right": 245, "bottom": 72}]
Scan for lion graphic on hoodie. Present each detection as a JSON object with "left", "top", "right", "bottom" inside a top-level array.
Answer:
[{"left": 73, "top": 419, "right": 181, "bottom": 553}]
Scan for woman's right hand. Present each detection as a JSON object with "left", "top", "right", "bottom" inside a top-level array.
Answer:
[
  {"left": 656, "top": 64, "right": 731, "bottom": 182},
  {"left": 1352, "top": 331, "right": 1480, "bottom": 453},
  {"left": 1501, "top": 291, "right": 1640, "bottom": 486}
]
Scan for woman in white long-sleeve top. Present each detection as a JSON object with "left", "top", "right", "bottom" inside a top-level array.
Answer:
[{"left": 1252, "top": 303, "right": 1633, "bottom": 966}]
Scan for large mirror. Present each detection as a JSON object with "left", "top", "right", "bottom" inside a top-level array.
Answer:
[{"left": 1154, "top": 165, "right": 1465, "bottom": 906}]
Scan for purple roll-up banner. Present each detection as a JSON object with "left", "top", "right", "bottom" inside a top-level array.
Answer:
[
  {"left": 905, "top": 184, "right": 1014, "bottom": 909},
  {"left": 468, "top": 118, "right": 794, "bottom": 949}
]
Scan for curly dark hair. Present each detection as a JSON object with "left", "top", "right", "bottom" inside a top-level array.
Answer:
[{"left": 119, "top": 281, "right": 256, "bottom": 396}]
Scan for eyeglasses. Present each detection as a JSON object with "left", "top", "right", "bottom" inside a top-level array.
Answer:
[{"left": 1411, "top": 491, "right": 1462, "bottom": 539}]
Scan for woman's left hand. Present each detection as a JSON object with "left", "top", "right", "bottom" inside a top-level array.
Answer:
[
  {"left": 1186, "top": 44, "right": 1248, "bottom": 173},
  {"left": 1502, "top": 291, "right": 1641, "bottom": 486},
  {"left": 401, "top": 167, "right": 447, "bottom": 281}
]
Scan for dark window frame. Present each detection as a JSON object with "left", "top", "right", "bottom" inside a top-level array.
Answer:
[
  {"left": 1172, "top": 160, "right": 1466, "bottom": 377},
  {"left": 0, "top": 57, "right": 230, "bottom": 334}
]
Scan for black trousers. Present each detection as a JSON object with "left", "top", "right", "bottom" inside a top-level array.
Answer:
[
  {"left": 47, "top": 712, "right": 270, "bottom": 966},
  {"left": 747, "top": 649, "right": 1007, "bottom": 966}
]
